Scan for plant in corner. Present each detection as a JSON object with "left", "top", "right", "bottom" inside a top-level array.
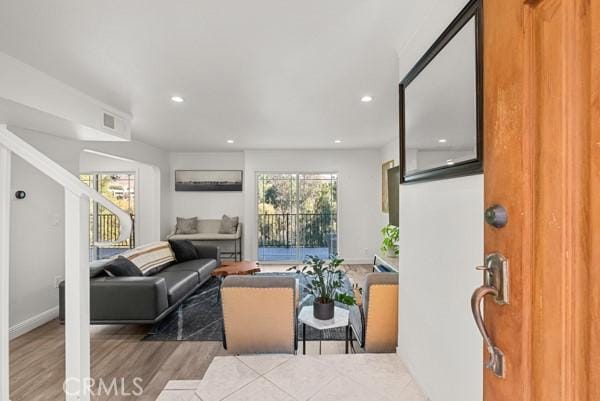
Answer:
[
  {"left": 380, "top": 224, "right": 399, "bottom": 257},
  {"left": 288, "top": 254, "right": 356, "bottom": 320}
]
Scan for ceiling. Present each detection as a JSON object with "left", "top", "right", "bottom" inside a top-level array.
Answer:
[{"left": 0, "top": 0, "right": 436, "bottom": 151}]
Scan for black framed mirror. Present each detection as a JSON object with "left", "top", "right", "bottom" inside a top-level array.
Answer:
[{"left": 399, "top": 0, "right": 482, "bottom": 184}]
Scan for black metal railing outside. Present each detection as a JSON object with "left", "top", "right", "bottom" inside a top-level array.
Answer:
[
  {"left": 258, "top": 213, "right": 336, "bottom": 249},
  {"left": 91, "top": 213, "right": 135, "bottom": 249}
]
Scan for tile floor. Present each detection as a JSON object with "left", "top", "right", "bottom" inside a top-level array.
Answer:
[{"left": 156, "top": 353, "right": 427, "bottom": 401}]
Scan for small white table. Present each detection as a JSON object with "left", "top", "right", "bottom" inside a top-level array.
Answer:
[{"left": 298, "top": 306, "right": 351, "bottom": 354}]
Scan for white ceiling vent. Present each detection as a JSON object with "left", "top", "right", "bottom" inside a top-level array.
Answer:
[
  {"left": 103, "top": 112, "right": 116, "bottom": 130},
  {"left": 98, "top": 110, "right": 130, "bottom": 140}
]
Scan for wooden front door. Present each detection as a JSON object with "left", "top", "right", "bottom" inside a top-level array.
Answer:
[{"left": 482, "top": 0, "right": 598, "bottom": 400}]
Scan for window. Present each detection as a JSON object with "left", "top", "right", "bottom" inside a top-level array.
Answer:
[
  {"left": 257, "top": 173, "right": 337, "bottom": 261},
  {"left": 80, "top": 173, "right": 136, "bottom": 260}
]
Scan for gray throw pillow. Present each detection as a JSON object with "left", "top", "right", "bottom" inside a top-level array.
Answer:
[
  {"left": 219, "top": 214, "right": 239, "bottom": 234},
  {"left": 176, "top": 217, "right": 198, "bottom": 234},
  {"left": 103, "top": 257, "right": 143, "bottom": 277},
  {"left": 168, "top": 239, "right": 199, "bottom": 262}
]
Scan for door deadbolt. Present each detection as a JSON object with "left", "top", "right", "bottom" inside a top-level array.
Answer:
[{"left": 485, "top": 205, "right": 507, "bottom": 228}]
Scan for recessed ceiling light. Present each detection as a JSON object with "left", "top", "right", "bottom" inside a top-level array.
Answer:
[
  {"left": 171, "top": 96, "right": 184, "bottom": 103},
  {"left": 438, "top": 138, "right": 447, "bottom": 143},
  {"left": 227, "top": 139, "right": 235, "bottom": 144},
  {"left": 334, "top": 139, "right": 342, "bottom": 144},
  {"left": 360, "top": 95, "right": 373, "bottom": 103},
  {"left": 446, "top": 159, "right": 455, "bottom": 165}
]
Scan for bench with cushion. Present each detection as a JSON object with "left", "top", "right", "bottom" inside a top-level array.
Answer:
[{"left": 167, "top": 216, "right": 242, "bottom": 261}]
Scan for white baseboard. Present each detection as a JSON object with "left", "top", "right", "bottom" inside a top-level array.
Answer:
[{"left": 9, "top": 306, "right": 59, "bottom": 340}]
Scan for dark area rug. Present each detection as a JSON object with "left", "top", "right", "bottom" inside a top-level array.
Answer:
[{"left": 143, "top": 272, "right": 358, "bottom": 342}]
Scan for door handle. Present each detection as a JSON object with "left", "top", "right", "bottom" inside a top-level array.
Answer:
[
  {"left": 471, "top": 285, "right": 504, "bottom": 378},
  {"left": 471, "top": 252, "right": 509, "bottom": 378}
]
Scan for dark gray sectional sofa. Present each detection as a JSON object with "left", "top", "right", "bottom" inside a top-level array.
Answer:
[{"left": 59, "top": 244, "right": 220, "bottom": 324}]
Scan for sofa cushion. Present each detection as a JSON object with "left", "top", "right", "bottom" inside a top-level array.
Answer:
[
  {"left": 219, "top": 214, "right": 239, "bottom": 234},
  {"left": 176, "top": 217, "right": 198, "bottom": 234},
  {"left": 196, "top": 219, "right": 223, "bottom": 233},
  {"left": 120, "top": 241, "right": 176, "bottom": 276},
  {"left": 163, "top": 259, "right": 218, "bottom": 282},
  {"left": 153, "top": 270, "right": 199, "bottom": 305},
  {"left": 90, "top": 259, "right": 112, "bottom": 277},
  {"left": 168, "top": 239, "right": 199, "bottom": 262},
  {"left": 103, "top": 257, "right": 143, "bottom": 277}
]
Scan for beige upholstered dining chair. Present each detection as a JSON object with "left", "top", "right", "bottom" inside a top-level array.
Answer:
[
  {"left": 221, "top": 275, "right": 297, "bottom": 354},
  {"left": 349, "top": 272, "right": 399, "bottom": 353}
]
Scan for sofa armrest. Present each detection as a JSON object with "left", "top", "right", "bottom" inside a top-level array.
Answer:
[
  {"left": 234, "top": 223, "right": 242, "bottom": 239},
  {"left": 166, "top": 226, "right": 177, "bottom": 239},
  {"left": 194, "top": 244, "right": 221, "bottom": 264},
  {"left": 59, "top": 276, "right": 169, "bottom": 322}
]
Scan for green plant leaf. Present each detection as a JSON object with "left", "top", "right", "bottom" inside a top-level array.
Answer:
[
  {"left": 335, "top": 293, "right": 356, "bottom": 306},
  {"left": 380, "top": 224, "right": 400, "bottom": 254}
]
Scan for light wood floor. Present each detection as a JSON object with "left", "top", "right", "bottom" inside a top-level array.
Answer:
[{"left": 9, "top": 264, "right": 372, "bottom": 401}]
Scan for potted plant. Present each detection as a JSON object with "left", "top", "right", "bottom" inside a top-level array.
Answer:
[
  {"left": 289, "top": 255, "right": 356, "bottom": 320},
  {"left": 380, "top": 224, "right": 399, "bottom": 257}
]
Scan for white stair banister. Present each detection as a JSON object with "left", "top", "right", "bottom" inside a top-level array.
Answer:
[
  {"left": 63, "top": 191, "right": 91, "bottom": 401},
  {"left": 0, "top": 124, "right": 132, "bottom": 401}
]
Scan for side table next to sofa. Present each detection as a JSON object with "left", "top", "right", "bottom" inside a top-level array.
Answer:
[{"left": 298, "top": 306, "right": 351, "bottom": 355}]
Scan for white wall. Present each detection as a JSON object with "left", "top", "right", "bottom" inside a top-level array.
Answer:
[
  {"left": 398, "top": 176, "right": 483, "bottom": 401},
  {"left": 243, "top": 149, "right": 380, "bottom": 263},
  {"left": 168, "top": 152, "right": 245, "bottom": 232},
  {"left": 8, "top": 126, "right": 169, "bottom": 336},
  {"left": 395, "top": 1, "right": 484, "bottom": 400},
  {"left": 380, "top": 138, "right": 400, "bottom": 170},
  {"left": 9, "top": 133, "right": 79, "bottom": 333},
  {"left": 166, "top": 150, "right": 381, "bottom": 263}
]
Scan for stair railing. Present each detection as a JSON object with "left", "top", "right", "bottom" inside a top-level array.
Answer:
[{"left": 0, "top": 124, "right": 132, "bottom": 401}]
